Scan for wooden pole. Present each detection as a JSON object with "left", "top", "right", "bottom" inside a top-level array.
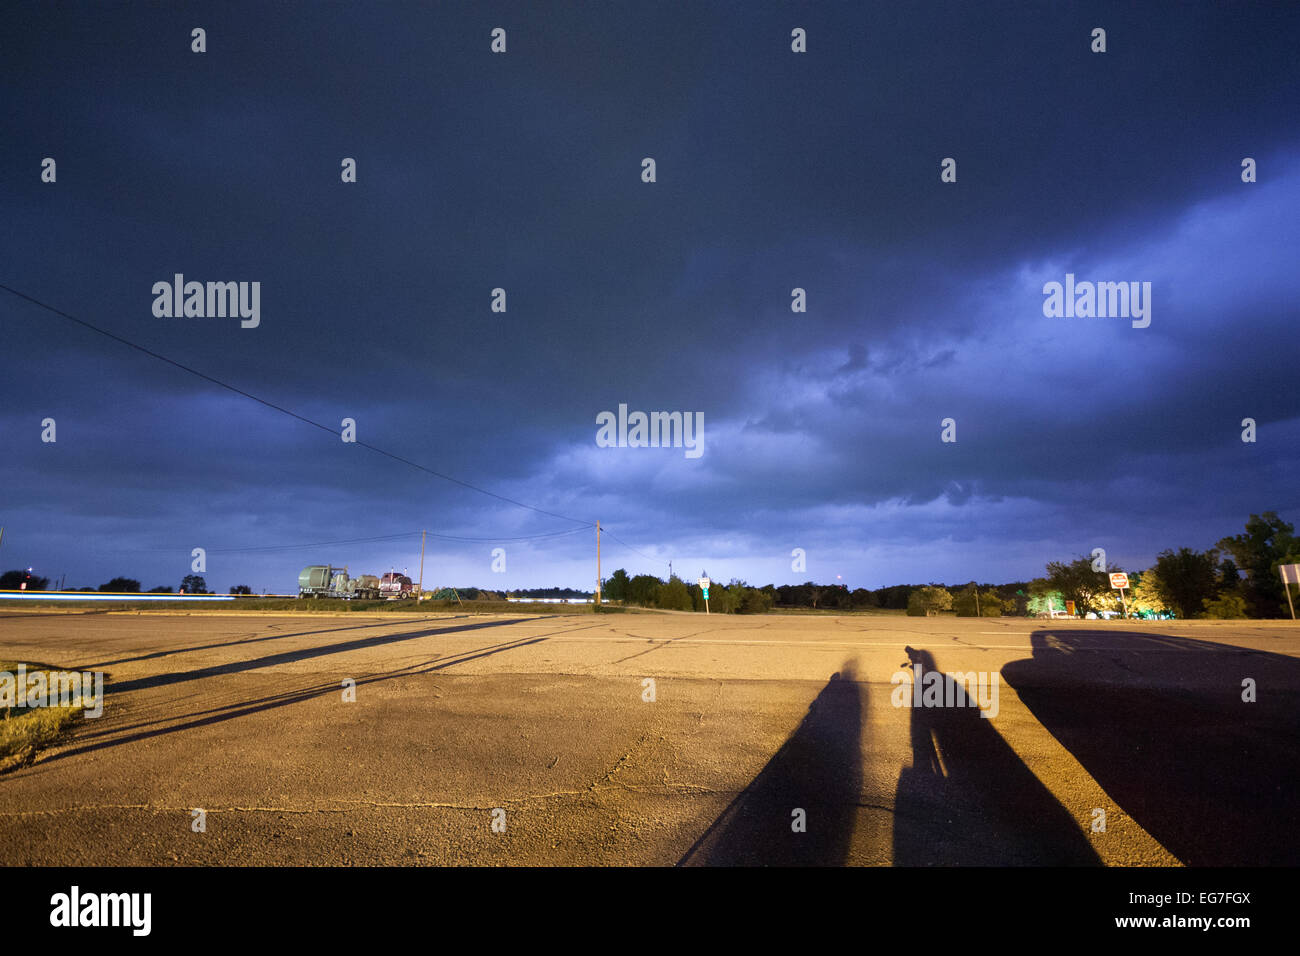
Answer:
[
  {"left": 595, "top": 521, "right": 602, "bottom": 606},
  {"left": 417, "top": 530, "right": 426, "bottom": 602}
]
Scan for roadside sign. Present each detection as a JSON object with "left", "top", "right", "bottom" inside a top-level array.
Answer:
[
  {"left": 1065, "top": 600, "right": 1075, "bottom": 616},
  {"left": 1281, "top": 565, "right": 1300, "bottom": 620},
  {"left": 698, "top": 577, "right": 709, "bottom": 589},
  {"left": 1110, "top": 573, "right": 1130, "bottom": 618},
  {"left": 702, "top": 589, "right": 709, "bottom": 599}
]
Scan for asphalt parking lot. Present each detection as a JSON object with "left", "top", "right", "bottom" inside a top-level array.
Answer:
[{"left": 1, "top": 610, "right": 1296, "bottom": 865}]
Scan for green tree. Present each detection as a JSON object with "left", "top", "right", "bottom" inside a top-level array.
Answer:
[
  {"left": 1044, "top": 557, "right": 1114, "bottom": 616},
  {"left": 658, "top": 575, "right": 692, "bottom": 610},
  {"left": 604, "top": 568, "right": 630, "bottom": 602},
  {"left": 995, "top": 583, "right": 1030, "bottom": 617},
  {"left": 1129, "top": 570, "right": 1169, "bottom": 616},
  {"left": 1026, "top": 578, "right": 1064, "bottom": 616},
  {"left": 821, "top": 584, "right": 851, "bottom": 609},
  {"left": 1152, "top": 548, "right": 1219, "bottom": 619},
  {"left": 736, "top": 585, "right": 774, "bottom": 614},
  {"left": 179, "top": 574, "right": 208, "bottom": 594},
  {"left": 100, "top": 577, "right": 141, "bottom": 592},
  {"left": 873, "top": 585, "right": 913, "bottom": 610},
  {"left": 850, "top": 587, "right": 878, "bottom": 609},
  {"left": 722, "top": 580, "right": 773, "bottom": 614},
  {"left": 906, "top": 586, "right": 953, "bottom": 616},
  {"left": 953, "top": 584, "right": 1003, "bottom": 617},
  {"left": 1217, "top": 512, "right": 1298, "bottom": 618},
  {"left": 1202, "top": 592, "right": 1248, "bottom": 619},
  {"left": 229, "top": 585, "right": 252, "bottom": 595},
  {"left": 0, "top": 569, "right": 49, "bottom": 590},
  {"left": 1217, "top": 558, "right": 1241, "bottom": 592},
  {"left": 626, "top": 574, "right": 661, "bottom": 607}
]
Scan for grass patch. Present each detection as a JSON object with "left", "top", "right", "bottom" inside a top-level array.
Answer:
[{"left": 0, "top": 659, "right": 87, "bottom": 771}]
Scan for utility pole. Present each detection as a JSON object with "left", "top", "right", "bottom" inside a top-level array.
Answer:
[
  {"left": 595, "top": 521, "right": 602, "bottom": 606},
  {"left": 974, "top": 581, "right": 981, "bottom": 617},
  {"left": 417, "top": 530, "right": 426, "bottom": 602}
]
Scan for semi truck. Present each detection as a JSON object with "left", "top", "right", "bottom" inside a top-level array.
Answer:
[{"left": 297, "top": 566, "right": 383, "bottom": 600}]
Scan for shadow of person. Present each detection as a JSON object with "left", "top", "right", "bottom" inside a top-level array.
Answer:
[
  {"left": 679, "top": 660, "right": 865, "bottom": 866},
  {"left": 893, "top": 647, "right": 1100, "bottom": 866},
  {"left": 1002, "top": 628, "right": 1300, "bottom": 866}
]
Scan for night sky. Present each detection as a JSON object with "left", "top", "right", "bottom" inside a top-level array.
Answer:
[{"left": 2, "top": 1, "right": 1297, "bottom": 594}]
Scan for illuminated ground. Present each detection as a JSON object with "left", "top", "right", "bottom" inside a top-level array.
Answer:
[{"left": 1, "top": 610, "right": 1296, "bottom": 865}]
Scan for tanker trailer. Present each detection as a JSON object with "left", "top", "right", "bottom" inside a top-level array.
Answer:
[
  {"left": 298, "top": 565, "right": 344, "bottom": 598},
  {"left": 351, "top": 574, "right": 382, "bottom": 600}
]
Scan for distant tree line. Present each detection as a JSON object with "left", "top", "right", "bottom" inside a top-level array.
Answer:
[
  {"left": 9, "top": 512, "right": 1292, "bottom": 618},
  {"left": 507, "top": 587, "right": 593, "bottom": 600},
  {"left": 0, "top": 569, "right": 50, "bottom": 590},
  {"left": 602, "top": 569, "right": 774, "bottom": 614},
  {"left": 430, "top": 587, "right": 509, "bottom": 601},
  {"left": 0, "top": 573, "right": 253, "bottom": 595},
  {"left": 1010, "top": 511, "right": 1296, "bottom": 620},
  {"left": 596, "top": 512, "right": 1298, "bottom": 620}
]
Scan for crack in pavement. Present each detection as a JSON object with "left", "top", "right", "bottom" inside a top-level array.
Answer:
[{"left": 0, "top": 780, "right": 738, "bottom": 817}]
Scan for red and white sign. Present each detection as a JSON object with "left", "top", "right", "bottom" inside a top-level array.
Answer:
[{"left": 1109, "top": 573, "right": 1129, "bottom": 589}]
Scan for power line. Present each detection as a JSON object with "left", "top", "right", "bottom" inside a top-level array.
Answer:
[
  {"left": 209, "top": 527, "right": 591, "bottom": 553},
  {"left": 423, "top": 527, "right": 591, "bottom": 544},
  {"left": 85, "top": 526, "right": 592, "bottom": 555},
  {"left": 0, "top": 282, "right": 593, "bottom": 528},
  {"left": 600, "top": 528, "right": 670, "bottom": 569},
  {"left": 207, "top": 532, "right": 418, "bottom": 554}
]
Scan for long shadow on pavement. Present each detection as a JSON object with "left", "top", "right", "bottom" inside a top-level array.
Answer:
[
  {"left": 893, "top": 647, "right": 1101, "bottom": 866},
  {"left": 104, "top": 617, "right": 533, "bottom": 696},
  {"left": 1001, "top": 628, "right": 1300, "bottom": 866},
  {"left": 79, "top": 615, "right": 479, "bottom": 669},
  {"left": 679, "top": 660, "right": 865, "bottom": 866},
  {"left": 27, "top": 625, "right": 590, "bottom": 766}
]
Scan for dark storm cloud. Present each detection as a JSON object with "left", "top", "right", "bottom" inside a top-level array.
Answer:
[{"left": 2, "top": 1, "right": 1297, "bottom": 590}]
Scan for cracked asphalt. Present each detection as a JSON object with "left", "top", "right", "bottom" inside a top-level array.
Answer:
[{"left": 1, "top": 610, "right": 1296, "bottom": 865}]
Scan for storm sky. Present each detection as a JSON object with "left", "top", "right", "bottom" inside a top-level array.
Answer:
[{"left": 2, "top": 1, "right": 1297, "bottom": 593}]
